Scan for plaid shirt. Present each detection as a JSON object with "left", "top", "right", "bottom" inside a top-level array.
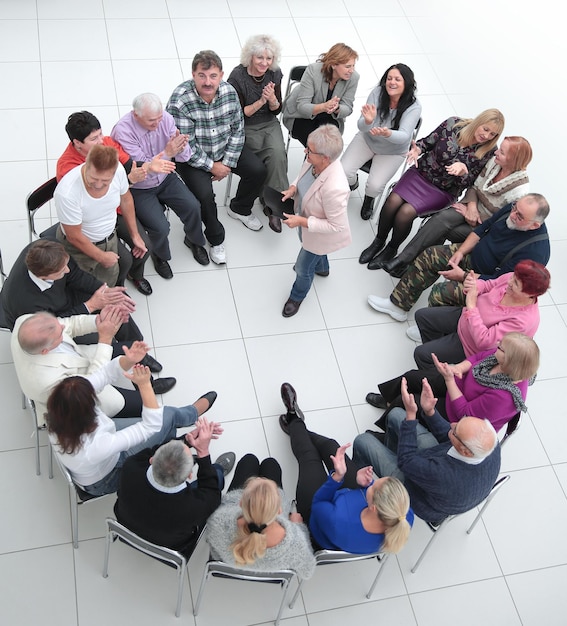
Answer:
[{"left": 166, "top": 80, "right": 245, "bottom": 171}]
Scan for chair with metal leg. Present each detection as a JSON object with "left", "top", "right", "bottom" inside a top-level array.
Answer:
[
  {"left": 283, "top": 65, "right": 307, "bottom": 154},
  {"left": 193, "top": 557, "right": 298, "bottom": 626},
  {"left": 288, "top": 548, "right": 389, "bottom": 608},
  {"left": 103, "top": 518, "right": 205, "bottom": 618},
  {"left": 26, "top": 177, "right": 58, "bottom": 242},
  {"left": 52, "top": 450, "right": 112, "bottom": 548}
]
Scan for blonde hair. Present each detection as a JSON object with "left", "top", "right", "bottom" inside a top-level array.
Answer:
[
  {"left": 231, "top": 478, "right": 281, "bottom": 565},
  {"left": 455, "top": 108, "right": 505, "bottom": 159},
  {"left": 373, "top": 477, "right": 411, "bottom": 554},
  {"left": 499, "top": 332, "right": 540, "bottom": 381}
]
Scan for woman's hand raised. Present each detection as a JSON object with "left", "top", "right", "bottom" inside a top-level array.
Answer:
[{"left": 330, "top": 443, "right": 350, "bottom": 482}]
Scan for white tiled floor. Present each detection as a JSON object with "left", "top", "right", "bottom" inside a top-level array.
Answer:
[{"left": 1, "top": 1, "right": 566, "bottom": 624}]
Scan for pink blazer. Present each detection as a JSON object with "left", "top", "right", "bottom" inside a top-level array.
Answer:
[{"left": 291, "top": 158, "right": 352, "bottom": 255}]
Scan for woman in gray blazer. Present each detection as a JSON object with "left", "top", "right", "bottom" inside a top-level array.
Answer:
[{"left": 282, "top": 43, "right": 359, "bottom": 147}]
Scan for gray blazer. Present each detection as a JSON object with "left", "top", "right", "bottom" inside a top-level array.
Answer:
[{"left": 282, "top": 62, "right": 360, "bottom": 133}]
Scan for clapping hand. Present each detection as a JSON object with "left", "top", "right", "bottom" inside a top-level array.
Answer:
[
  {"left": 124, "top": 363, "right": 152, "bottom": 385},
  {"left": 122, "top": 341, "right": 149, "bottom": 365},
  {"left": 356, "top": 465, "right": 374, "bottom": 487},
  {"left": 361, "top": 103, "right": 376, "bottom": 124},
  {"left": 330, "top": 443, "right": 350, "bottom": 481},
  {"left": 419, "top": 377, "right": 438, "bottom": 416},
  {"left": 400, "top": 377, "right": 418, "bottom": 420}
]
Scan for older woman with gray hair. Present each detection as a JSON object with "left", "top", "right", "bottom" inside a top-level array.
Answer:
[
  {"left": 228, "top": 34, "right": 288, "bottom": 233},
  {"left": 279, "top": 125, "right": 351, "bottom": 317}
]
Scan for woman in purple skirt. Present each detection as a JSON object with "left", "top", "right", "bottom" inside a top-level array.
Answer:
[{"left": 360, "top": 109, "right": 504, "bottom": 269}]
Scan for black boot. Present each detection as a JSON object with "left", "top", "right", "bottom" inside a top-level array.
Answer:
[
  {"left": 382, "top": 256, "right": 409, "bottom": 278},
  {"left": 367, "top": 244, "right": 398, "bottom": 270},
  {"left": 359, "top": 237, "right": 386, "bottom": 264},
  {"left": 360, "top": 195, "right": 375, "bottom": 220}
]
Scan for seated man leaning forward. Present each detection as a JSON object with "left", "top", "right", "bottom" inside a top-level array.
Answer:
[
  {"left": 55, "top": 144, "right": 147, "bottom": 287},
  {"left": 166, "top": 49, "right": 267, "bottom": 265},
  {"left": 0, "top": 239, "right": 147, "bottom": 345},
  {"left": 353, "top": 378, "right": 500, "bottom": 523},
  {"left": 114, "top": 416, "right": 235, "bottom": 557},
  {"left": 111, "top": 93, "right": 209, "bottom": 276},
  {"left": 57, "top": 110, "right": 162, "bottom": 295},
  {"left": 11, "top": 310, "right": 175, "bottom": 426},
  {"left": 367, "top": 193, "right": 550, "bottom": 322}
]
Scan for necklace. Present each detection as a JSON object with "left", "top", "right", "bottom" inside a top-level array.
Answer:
[
  {"left": 250, "top": 72, "right": 266, "bottom": 83},
  {"left": 311, "top": 166, "right": 319, "bottom": 178}
]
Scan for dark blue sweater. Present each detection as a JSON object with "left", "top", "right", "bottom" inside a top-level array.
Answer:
[{"left": 397, "top": 411, "right": 501, "bottom": 523}]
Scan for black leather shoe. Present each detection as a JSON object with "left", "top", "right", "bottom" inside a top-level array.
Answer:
[
  {"left": 360, "top": 195, "right": 375, "bottom": 220},
  {"left": 315, "top": 269, "right": 329, "bottom": 277},
  {"left": 366, "top": 392, "right": 388, "bottom": 409},
  {"left": 279, "top": 412, "right": 301, "bottom": 435},
  {"left": 367, "top": 245, "right": 398, "bottom": 270},
  {"left": 197, "top": 391, "right": 217, "bottom": 414},
  {"left": 151, "top": 377, "right": 177, "bottom": 394},
  {"left": 152, "top": 255, "right": 173, "bottom": 279},
  {"left": 359, "top": 238, "right": 385, "bottom": 264},
  {"left": 127, "top": 275, "right": 153, "bottom": 296},
  {"left": 383, "top": 256, "right": 409, "bottom": 278},
  {"left": 141, "top": 354, "right": 163, "bottom": 373},
  {"left": 268, "top": 213, "right": 282, "bottom": 233},
  {"left": 282, "top": 298, "right": 302, "bottom": 318},
  {"left": 184, "top": 238, "right": 210, "bottom": 265},
  {"left": 281, "top": 382, "right": 305, "bottom": 419}
]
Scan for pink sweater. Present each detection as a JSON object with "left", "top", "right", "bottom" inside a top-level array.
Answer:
[{"left": 457, "top": 273, "right": 540, "bottom": 357}]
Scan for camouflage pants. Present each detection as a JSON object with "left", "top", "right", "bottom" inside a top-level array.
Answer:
[{"left": 390, "top": 243, "right": 474, "bottom": 311}]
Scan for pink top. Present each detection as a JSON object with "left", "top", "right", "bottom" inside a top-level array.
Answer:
[{"left": 457, "top": 273, "right": 540, "bottom": 357}]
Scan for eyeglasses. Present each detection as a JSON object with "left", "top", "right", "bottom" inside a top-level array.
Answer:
[
  {"left": 496, "top": 342, "right": 505, "bottom": 354},
  {"left": 305, "top": 146, "right": 323, "bottom": 156},
  {"left": 449, "top": 423, "right": 473, "bottom": 455},
  {"left": 510, "top": 202, "right": 528, "bottom": 222}
]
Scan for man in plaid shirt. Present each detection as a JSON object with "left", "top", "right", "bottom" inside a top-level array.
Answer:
[{"left": 167, "top": 50, "right": 267, "bottom": 264}]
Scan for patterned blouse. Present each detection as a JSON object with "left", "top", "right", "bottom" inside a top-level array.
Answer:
[{"left": 415, "top": 116, "right": 496, "bottom": 198}]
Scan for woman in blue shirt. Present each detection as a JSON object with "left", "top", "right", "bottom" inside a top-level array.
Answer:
[{"left": 280, "top": 383, "right": 413, "bottom": 554}]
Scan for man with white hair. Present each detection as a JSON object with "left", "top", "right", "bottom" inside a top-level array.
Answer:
[
  {"left": 111, "top": 92, "right": 209, "bottom": 276},
  {"left": 353, "top": 378, "right": 501, "bottom": 523}
]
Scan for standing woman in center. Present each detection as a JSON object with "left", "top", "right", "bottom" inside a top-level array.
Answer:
[
  {"left": 282, "top": 43, "right": 359, "bottom": 147},
  {"left": 228, "top": 35, "right": 289, "bottom": 233},
  {"left": 280, "top": 125, "right": 351, "bottom": 318},
  {"left": 341, "top": 63, "right": 421, "bottom": 220}
]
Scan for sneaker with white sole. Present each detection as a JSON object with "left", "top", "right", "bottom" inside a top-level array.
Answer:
[
  {"left": 227, "top": 208, "right": 263, "bottom": 231},
  {"left": 406, "top": 325, "right": 422, "bottom": 342},
  {"left": 367, "top": 295, "right": 408, "bottom": 322},
  {"left": 210, "top": 244, "right": 226, "bottom": 264}
]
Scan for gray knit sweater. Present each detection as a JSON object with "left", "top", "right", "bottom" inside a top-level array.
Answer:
[{"left": 206, "top": 488, "right": 316, "bottom": 580}]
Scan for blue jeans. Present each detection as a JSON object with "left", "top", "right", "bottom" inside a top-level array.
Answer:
[
  {"left": 385, "top": 408, "right": 438, "bottom": 451},
  {"left": 290, "top": 247, "right": 329, "bottom": 302},
  {"left": 352, "top": 432, "right": 405, "bottom": 481},
  {"left": 82, "top": 404, "right": 199, "bottom": 496}
]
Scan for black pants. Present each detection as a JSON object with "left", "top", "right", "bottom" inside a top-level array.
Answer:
[
  {"left": 291, "top": 114, "right": 340, "bottom": 147},
  {"left": 228, "top": 454, "right": 283, "bottom": 491},
  {"left": 289, "top": 420, "right": 358, "bottom": 525}
]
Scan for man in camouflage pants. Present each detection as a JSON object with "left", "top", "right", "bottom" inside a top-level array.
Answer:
[{"left": 367, "top": 194, "right": 550, "bottom": 323}]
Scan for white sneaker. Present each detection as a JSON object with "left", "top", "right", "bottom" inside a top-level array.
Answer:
[
  {"left": 406, "top": 325, "right": 422, "bottom": 342},
  {"left": 227, "top": 208, "right": 263, "bottom": 231},
  {"left": 367, "top": 295, "right": 407, "bottom": 322},
  {"left": 210, "top": 244, "right": 226, "bottom": 265}
]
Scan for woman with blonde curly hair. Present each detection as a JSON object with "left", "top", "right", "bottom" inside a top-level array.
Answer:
[
  {"left": 282, "top": 42, "right": 359, "bottom": 147},
  {"left": 228, "top": 34, "right": 289, "bottom": 232},
  {"left": 206, "top": 454, "right": 316, "bottom": 579}
]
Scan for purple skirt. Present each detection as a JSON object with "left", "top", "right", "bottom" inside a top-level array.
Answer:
[{"left": 393, "top": 167, "right": 454, "bottom": 216}]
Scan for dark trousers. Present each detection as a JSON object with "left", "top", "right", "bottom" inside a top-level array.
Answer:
[
  {"left": 289, "top": 420, "right": 358, "bottom": 525},
  {"left": 228, "top": 454, "right": 283, "bottom": 491},
  {"left": 115, "top": 214, "right": 151, "bottom": 280},
  {"left": 131, "top": 173, "right": 205, "bottom": 261},
  {"left": 291, "top": 114, "right": 340, "bottom": 147},
  {"left": 414, "top": 306, "right": 466, "bottom": 369}
]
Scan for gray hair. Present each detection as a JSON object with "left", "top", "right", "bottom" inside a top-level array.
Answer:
[
  {"left": 307, "top": 124, "right": 344, "bottom": 162},
  {"left": 525, "top": 193, "right": 550, "bottom": 223},
  {"left": 192, "top": 50, "right": 223, "bottom": 72},
  {"left": 240, "top": 34, "right": 281, "bottom": 70},
  {"left": 132, "top": 92, "right": 163, "bottom": 115},
  {"left": 152, "top": 440, "right": 194, "bottom": 488},
  {"left": 462, "top": 418, "right": 498, "bottom": 459},
  {"left": 18, "top": 312, "right": 58, "bottom": 355}
]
